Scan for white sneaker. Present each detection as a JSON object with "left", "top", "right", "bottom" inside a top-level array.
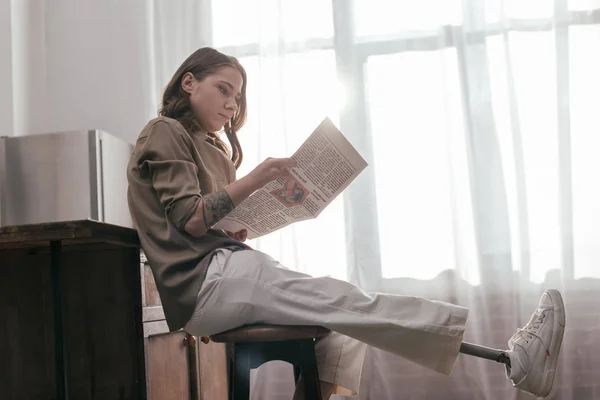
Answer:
[{"left": 506, "top": 289, "right": 566, "bottom": 397}]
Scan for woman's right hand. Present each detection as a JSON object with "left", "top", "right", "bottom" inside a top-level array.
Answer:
[
  {"left": 248, "top": 157, "right": 297, "bottom": 188},
  {"left": 185, "top": 158, "right": 297, "bottom": 237}
]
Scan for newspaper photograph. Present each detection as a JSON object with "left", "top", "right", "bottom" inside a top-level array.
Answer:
[{"left": 213, "top": 117, "right": 368, "bottom": 239}]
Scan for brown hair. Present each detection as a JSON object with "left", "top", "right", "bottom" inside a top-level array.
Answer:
[{"left": 159, "top": 47, "right": 247, "bottom": 168}]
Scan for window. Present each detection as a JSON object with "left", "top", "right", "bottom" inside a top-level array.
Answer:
[
  {"left": 570, "top": 25, "right": 600, "bottom": 279},
  {"left": 234, "top": 51, "right": 346, "bottom": 279},
  {"left": 366, "top": 49, "right": 468, "bottom": 280},
  {"left": 211, "top": 0, "right": 333, "bottom": 47},
  {"left": 208, "top": 0, "right": 600, "bottom": 282},
  {"left": 212, "top": 3, "right": 345, "bottom": 279},
  {"left": 353, "top": 0, "right": 462, "bottom": 37}
]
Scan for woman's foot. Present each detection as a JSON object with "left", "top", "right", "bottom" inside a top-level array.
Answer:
[{"left": 505, "top": 289, "right": 566, "bottom": 397}]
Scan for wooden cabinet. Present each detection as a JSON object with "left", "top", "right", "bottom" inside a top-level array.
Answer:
[
  {"left": 0, "top": 220, "right": 228, "bottom": 400},
  {"left": 140, "top": 254, "right": 196, "bottom": 400},
  {"left": 196, "top": 338, "right": 229, "bottom": 400},
  {"left": 145, "top": 331, "right": 192, "bottom": 400}
]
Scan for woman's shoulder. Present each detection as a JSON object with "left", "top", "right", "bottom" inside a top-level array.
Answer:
[
  {"left": 136, "top": 116, "right": 194, "bottom": 144},
  {"left": 143, "top": 116, "right": 187, "bottom": 134},
  {"left": 130, "top": 117, "right": 196, "bottom": 156},
  {"left": 130, "top": 117, "right": 196, "bottom": 162}
]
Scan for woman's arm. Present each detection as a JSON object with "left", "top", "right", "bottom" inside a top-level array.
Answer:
[
  {"left": 136, "top": 120, "right": 296, "bottom": 238},
  {"left": 184, "top": 157, "right": 297, "bottom": 237}
]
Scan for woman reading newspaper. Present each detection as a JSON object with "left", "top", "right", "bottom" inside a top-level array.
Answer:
[{"left": 127, "top": 47, "right": 565, "bottom": 399}]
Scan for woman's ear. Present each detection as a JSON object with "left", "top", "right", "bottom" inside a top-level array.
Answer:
[{"left": 181, "top": 72, "right": 195, "bottom": 94}]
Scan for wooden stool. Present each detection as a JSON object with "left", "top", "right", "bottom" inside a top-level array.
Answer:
[{"left": 208, "top": 324, "right": 331, "bottom": 400}]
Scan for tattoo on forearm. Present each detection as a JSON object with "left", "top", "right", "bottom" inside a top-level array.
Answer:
[{"left": 201, "top": 190, "right": 235, "bottom": 229}]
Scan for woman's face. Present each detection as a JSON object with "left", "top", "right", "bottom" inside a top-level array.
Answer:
[{"left": 182, "top": 65, "right": 243, "bottom": 133}]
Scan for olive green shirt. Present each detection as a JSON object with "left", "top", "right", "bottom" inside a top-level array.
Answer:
[{"left": 127, "top": 116, "right": 249, "bottom": 331}]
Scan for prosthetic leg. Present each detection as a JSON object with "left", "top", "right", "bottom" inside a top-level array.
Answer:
[{"left": 460, "top": 342, "right": 511, "bottom": 366}]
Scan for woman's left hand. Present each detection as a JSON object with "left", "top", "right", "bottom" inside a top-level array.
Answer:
[{"left": 225, "top": 229, "right": 247, "bottom": 242}]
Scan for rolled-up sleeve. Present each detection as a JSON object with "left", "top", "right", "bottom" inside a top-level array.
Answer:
[{"left": 138, "top": 121, "right": 202, "bottom": 230}]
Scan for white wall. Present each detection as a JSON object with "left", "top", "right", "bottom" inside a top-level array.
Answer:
[
  {"left": 2, "top": 0, "right": 161, "bottom": 143},
  {"left": 43, "top": 0, "right": 157, "bottom": 143},
  {"left": 0, "top": 0, "right": 13, "bottom": 136},
  {"left": 1, "top": 0, "right": 213, "bottom": 143},
  {"left": 10, "top": 0, "right": 49, "bottom": 137}
]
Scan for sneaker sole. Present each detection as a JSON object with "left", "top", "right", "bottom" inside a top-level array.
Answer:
[{"left": 538, "top": 289, "right": 566, "bottom": 397}]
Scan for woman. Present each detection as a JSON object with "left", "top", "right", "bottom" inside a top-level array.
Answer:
[{"left": 127, "top": 47, "right": 565, "bottom": 399}]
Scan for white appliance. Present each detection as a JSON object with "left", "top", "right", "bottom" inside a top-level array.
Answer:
[{"left": 0, "top": 130, "right": 133, "bottom": 228}]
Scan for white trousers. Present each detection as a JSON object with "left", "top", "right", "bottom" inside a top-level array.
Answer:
[{"left": 184, "top": 249, "right": 469, "bottom": 396}]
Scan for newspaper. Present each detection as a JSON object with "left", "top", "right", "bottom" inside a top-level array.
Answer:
[{"left": 213, "top": 117, "right": 368, "bottom": 239}]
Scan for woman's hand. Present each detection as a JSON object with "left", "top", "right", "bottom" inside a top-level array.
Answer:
[
  {"left": 225, "top": 229, "right": 247, "bottom": 242},
  {"left": 185, "top": 158, "right": 296, "bottom": 238},
  {"left": 248, "top": 157, "right": 297, "bottom": 188}
]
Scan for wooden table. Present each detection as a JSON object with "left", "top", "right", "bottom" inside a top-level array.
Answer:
[
  {"left": 0, "top": 219, "right": 228, "bottom": 400},
  {"left": 0, "top": 220, "right": 144, "bottom": 399}
]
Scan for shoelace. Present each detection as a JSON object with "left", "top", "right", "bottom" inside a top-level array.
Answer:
[{"left": 513, "top": 310, "right": 551, "bottom": 355}]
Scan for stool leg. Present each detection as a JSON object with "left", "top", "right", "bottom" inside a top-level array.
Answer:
[
  {"left": 233, "top": 343, "right": 251, "bottom": 400},
  {"left": 293, "top": 365, "right": 301, "bottom": 384},
  {"left": 299, "top": 340, "right": 322, "bottom": 400},
  {"left": 227, "top": 344, "right": 235, "bottom": 400}
]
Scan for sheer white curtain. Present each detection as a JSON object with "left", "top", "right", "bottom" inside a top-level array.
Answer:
[
  {"left": 206, "top": 0, "right": 600, "bottom": 399},
  {"left": 3, "top": 0, "right": 600, "bottom": 398}
]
